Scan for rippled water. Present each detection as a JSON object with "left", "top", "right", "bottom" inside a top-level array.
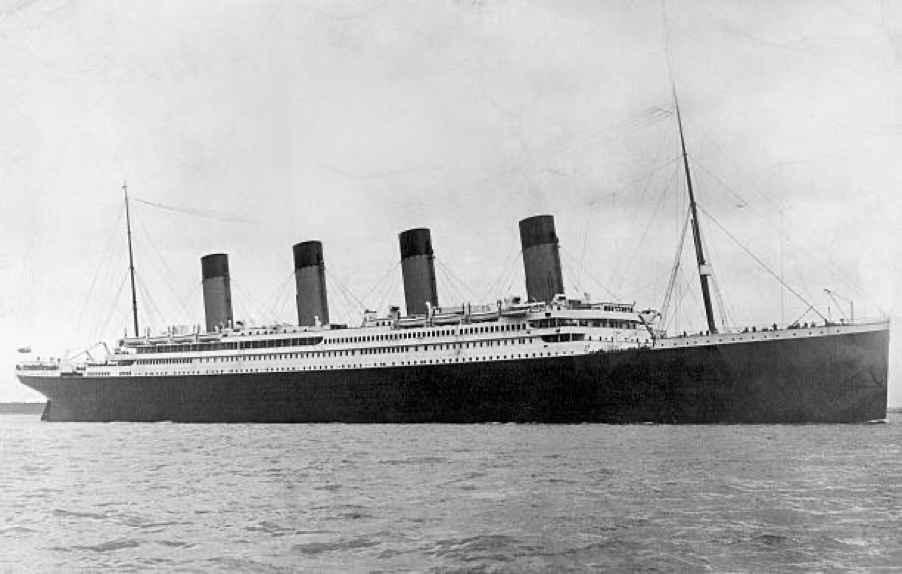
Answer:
[{"left": 1, "top": 414, "right": 901, "bottom": 572}]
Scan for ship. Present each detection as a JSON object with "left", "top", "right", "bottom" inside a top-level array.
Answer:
[{"left": 15, "top": 99, "right": 890, "bottom": 423}]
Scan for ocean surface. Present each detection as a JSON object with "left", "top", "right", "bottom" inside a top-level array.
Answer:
[{"left": 1, "top": 414, "right": 900, "bottom": 573}]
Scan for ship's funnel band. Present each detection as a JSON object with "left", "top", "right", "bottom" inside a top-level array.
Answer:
[
  {"left": 201, "top": 253, "right": 230, "bottom": 280},
  {"left": 399, "top": 228, "right": 434, "bottom": 259},
  {"left": 519, "top": 215, "right": 564, "bottom": 304},
  {"left": 293, "top": 241, "right": 325, "bottom": 269},
  {"left": 201, "top": 253, "right": 234, "bottom": 332},
  {"left": 294, "top": 241, "right": 330, "bottom": 326},
  {"left": 519, "top": 215, "right": 559, "bottom": 251},
  {"left": 399, "top": 228, "right": 439, "bottom": 316}
]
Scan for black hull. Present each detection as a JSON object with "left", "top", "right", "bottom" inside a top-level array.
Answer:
[{"left": 20, "top": 328, "right": 889, "bottom": 423}]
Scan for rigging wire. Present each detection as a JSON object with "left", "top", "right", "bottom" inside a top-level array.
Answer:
[
  {"left": 80, "top": 110, "right": 675, "bottom": 331},
  {"left": 333, "top": 284, "right": 359, "bottom": 326},
  {"left": 625, "top": 267, "right": 676, "bottom": 303},
  {"left": 134, "top": 217, "right": 196, "bottom": 323},
  {"left": 566, "top": 154, "right": 684, "bottom": 302},
  {"left": 136, "top": 275, "right": 167, "bottom": 330},
  {"left": 694, "top": 213, "right": 731, "bottom": 330},
  {"left": 697, "top": 204, "right": 827, "bottom": 321},
  {"left": 478, "top": 237, "right": 521, "bottom": 303},
  {"left": 329, "top": 282, "right": 356, "bottom": 326},
  {"left": 375, "top": 264, "right": 403, "bottom": 314},
  {"left": 93, "top": 268, "right": 129, "bottom": 342},
  {"left": 328, "top": 266, "right": 367, "bottom": 312},
  {"left": 560, "top": 254, "right": 584, "bottom": 297},
  {"left": 435, "top": 257, "right": 480, "bottom": 305},
  {"left": 483, "top": 107, "right": 673, "bottom": 186},
  {"left": 230, "top": 279, "right": 278, "bottom": 326},
  {"left": 256, "top": 281, "right": 290, "bottom": 325},
  {"left": 326, "top": 267, "right": 369, "bottom": 325},
  {"left": 660, "top": 209, "right": 691, "bottom": 324},
  {"left": 600, "top": 151, "right": 679, "bottom": 292},
  {"left": 691, "top": 156, "right": 881, "bottom": 313},
  {"left": 789, "top": 304, "right": 820, "bottom": 328},
  {"left": 501, "top": 264, "right": 521, "bottom": 298},
  {"left": 64, "top": 100, "right": 867, "bottom": 342},
  {"left": 614, "top": 160, "right": 683, "bottom": 297},
  {"left": 629, "top": 130, "right": 677, "bottom": 223},
  {"left": 357, "top": 260, "right": 401, "bottom": 311},
  {"left": 176, "top": 282, "right": 204, "bottom": 329},
  {"left": 484, "top": 246, "right": 526, "bottom": 301},
  {"left": 260, "top": 271, "right": 297, "bottom": 324},
  {"left": 434, "top": 263, "right": 463, "bottom": 307},
  {"left": 558, "top": 155, "right": 683, "bottom": 216},
  {"left": 559, "top": 247, "right": 619, "bottom": 300},
  {"left": 712, "top": 275, "right": 731, "bottom": 330},
  {"left": 666, "top": 272, "right": 704, "bottom": 333},
  {"left": 131, "top": 197, "right": 253, "bottom": 224},
  {"left": 72, "top": 206, "right": 126, "bottom": 346}
]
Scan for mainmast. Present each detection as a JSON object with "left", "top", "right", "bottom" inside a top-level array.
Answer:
[
  {"left": 674, "top": 89, "right": 717, "bottom": 334},
  {"left": 123, "top": 182, "right": 140, "bottom": 337}
]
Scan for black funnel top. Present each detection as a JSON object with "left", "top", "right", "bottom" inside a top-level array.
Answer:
[
  {"left": 519, "top": 215, "right": 558, "bottom": 250},
  {"left": 201, "top": 253, "right": 230, "bottom": 280},
  {"left": 293, "top": 241, "right": 324, "bottom": 269},
  {"left": 399, "top": 228, "right": 433, "bottom": 259}
]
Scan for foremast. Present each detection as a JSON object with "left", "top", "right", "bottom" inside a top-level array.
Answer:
[
  {"left": 123, "top": 182, "right": 140, "bottom": 338},
  {"left": 674, "top": 89, "right": 717, "bottom": 334}
]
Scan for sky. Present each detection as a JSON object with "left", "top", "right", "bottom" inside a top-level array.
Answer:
[{"left": 1, "top": 0, "right": 900, "bottom": 405}]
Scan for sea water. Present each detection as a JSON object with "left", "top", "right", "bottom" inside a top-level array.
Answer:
[{"left": 1, "top": 414, "right": 900, "bottom": 572}]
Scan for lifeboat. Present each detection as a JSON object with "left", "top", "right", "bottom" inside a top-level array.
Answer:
[
  {"left": 469, "top": 309, "right": 501, "bottom": 323},
  {"left": 396, "top": 315, "right": 428, "bottom": 329},
  {"left": 432, "top": 312, "right": 463, "bottom": 325}
]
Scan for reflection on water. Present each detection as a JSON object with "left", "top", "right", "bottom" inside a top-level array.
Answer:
[{"left": 1, "top": 415, "right": 900, "bottom": 572}]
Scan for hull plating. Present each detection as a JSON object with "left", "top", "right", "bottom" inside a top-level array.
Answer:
[{"left": 20, "top": 328, "right": 889, "bottom": 423}]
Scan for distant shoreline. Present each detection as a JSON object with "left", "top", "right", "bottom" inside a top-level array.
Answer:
[{"left": 0, "top": 402, "right": 46, "bottom": 415}]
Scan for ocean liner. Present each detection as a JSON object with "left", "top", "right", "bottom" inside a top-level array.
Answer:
[{"left": 15, "top": 101, "right": 890, "bottom": 423}]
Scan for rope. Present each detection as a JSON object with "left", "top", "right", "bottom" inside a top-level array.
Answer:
[
  {"left": 135, "top": 217, "right": 195, "bottom": 322},
  {"left": 358, "top": 260, "right": 401, "bottom": 310},
  {"left": 260, "top": 271, "right": 297, "bottom": 323},
  {"left": 72, "top": 206, "right": 125, "bottom": 345},
  {"left": 478, "top": 238, "right": 520, "bottom": 303},
  {"left": 135, "top": 277, "right": 165, "bottom": 329},
  {"left": 375, "top": 264, "right": 403, "bottom": 313},
  {"left": 483, "top": 107, "right": 672, "bottom": 186},
  {"left": 615, "top": 160, "right": 683, "bottom": 295},
  {"left": 697, "top": 204, "right": 827, "bottom": 321},
  {"left": 691, "top": 157, "right": 881, "bottom": 314},
  {"left": 132, "top": 197, "right": 252, "bottom": 224},
  {"left": 559, "top": 247, "right": 619, "bottom": 300},
  {"left": 435, "top": 257, "right": 480, "bottom": 304},
  {"left": 231, "top": 279, "right": 279, "bottom": 326},
  {"left": 326, "top": 267, "right": 369, "bottom": 325},
  {"left": 661, "top": 209, "right": 690, "bottom": 322},
  {"left": 93, "top": 268, "right": 129, "bottom": 341}
]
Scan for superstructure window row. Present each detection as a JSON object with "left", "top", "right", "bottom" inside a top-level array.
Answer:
[
  {"left": 530, "top": 318, "right": 634, "bottom": 329},
  {"left": 136, "top": 336, "right": 324, "bottom": 354},
  {"left": 133, "top": 324, "right": 530, "bottom": 354},
  {"left": 133, "top": 336, "right": 546, "bottom": 366},
  {"left": 330, "top": 323, "right": 526, "bottom": 344}
]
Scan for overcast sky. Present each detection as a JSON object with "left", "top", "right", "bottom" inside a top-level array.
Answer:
[{"left": 1, "top": 0, "right": 900, "bottom": 404}]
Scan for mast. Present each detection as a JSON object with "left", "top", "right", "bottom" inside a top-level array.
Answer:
[
  {"left": 123, "top": 182, "right": 140, "bottom": 337},
  {"left": 673, "top": 88, "right": 717, "bottom": 334}
]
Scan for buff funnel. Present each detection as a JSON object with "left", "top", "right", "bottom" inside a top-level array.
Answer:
[
  {"left": 519, "top": 215, "right": 564, "bottom": 303},
  {"left": 201, "top": 253, "right": 234, "bottom": 332},
  {"left": 293, "top": 240, "right": 330, "bottom": 327},
  {"left": 399, "top": 228, "right": 439, "bottom": 316}
]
